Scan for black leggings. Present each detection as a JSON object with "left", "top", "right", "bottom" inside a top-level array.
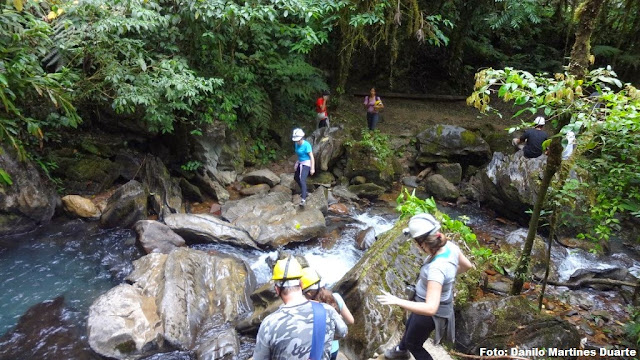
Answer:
[{"left": 398, "top": 313, "right": 436, "bottom": 360}]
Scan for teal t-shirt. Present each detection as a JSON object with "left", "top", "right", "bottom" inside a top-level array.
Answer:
[
  {"left": 295, "top": 140, "right": 312, "bottom": 162},
  {"left": 331, "top": 293, "right": 346, "bottom": 354}
]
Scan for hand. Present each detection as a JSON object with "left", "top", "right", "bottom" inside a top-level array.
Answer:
[
  {"left": 376, "top": 290, "right": 400, "bottom": 306},
  {"left": 310, "top": 168, "right": 315, "bottom": 175}
]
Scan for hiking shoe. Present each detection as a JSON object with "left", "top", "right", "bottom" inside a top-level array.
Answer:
[
  {"left": 300, "top": 199, "right": 306, "bottom": 206},
  {"left": 384, "top": 345, "right": 410, "bottom": 359}
]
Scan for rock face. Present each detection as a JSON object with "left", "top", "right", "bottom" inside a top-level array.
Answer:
[
  {"left": 193, "top": 172, "right": 230, "bottom": 204},
  {"left": 333, "top": 221, "right": 426, "bottom": 360},
  {"left": 242, "top": 169, "right": 280, "bottom": 187},
  {"left": 90, "top": 248, "right": 255, "bottom": 359},
  {"left": 49, "top": 151, "right": 121, "bottom": 194},
  {"left": 163, "top": 213, "right": 258, "bottom": 249},
  {"left": 192, "top": 122, "right": 243, "bottom": 186},
  {"left": 0, "top": 297, "right": 99, "bottom": 360},
  {"left": 472, "top": 151, "right": 546, "bottom": 221},
  {"left": 141, "top": 156, "right": 184, "bottom": 220},
  {"left": 415, "top": 125, "right": 491, "bottom": 166},
  {"left": 87, "top": 284, "right": 163, "bottom": 359},
  {"left": 424, "top": 174, "right": 460, "bottom": 201},
  {"left": 100, "top": 180, "right": 148, "bottom": 229},
  {"left": 308, "top": 127, "right": 348, "bottom": 171},
  {"left": 134, "top": 220, "right": 186, "bottom": 254},
  {"left": 62, "top": 195, "right": 101, "bottom": 219},
  {"left": 0, "top": 148, "right": 59, "bottom": 236},
  {"left": 221, "top": 192, "right": 326, "bottom": 247},
  {"left": 455, "top": 296, "right": 580, "bottom": 354}
]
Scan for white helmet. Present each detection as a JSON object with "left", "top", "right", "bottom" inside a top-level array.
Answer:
[
  {"left": 566, "top": 131, "right": 576, "bottom": 143},
  {"left": 534, "top": 116, "right": 545, "bottom": 126},
  {"left": 292, "top": 128, "right": 305, "bottom": 141},
  {"left": 403, "top": 213, "right": 441, "bottom": 239}
]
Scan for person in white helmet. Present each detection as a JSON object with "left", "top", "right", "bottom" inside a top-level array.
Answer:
[
  {"left": 377, "top": 213, "right": 473, "bottom": 360},
  {"left": 512, "top": 116, "right": 549, "bottom": 158},
  {"left": 292, "top": 128, "right": 315, "bottom": 206}
]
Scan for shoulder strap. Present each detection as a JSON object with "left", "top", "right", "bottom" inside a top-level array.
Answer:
[{"left": 310, "top": 302, "right": 327, "bottom": 360}]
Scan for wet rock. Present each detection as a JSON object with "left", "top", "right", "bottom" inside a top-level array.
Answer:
[
  {"left": 62, "top": 195, "right": 101, "bottom": 219},
  {"left": 329, "top": 203, "right": 350, "bottom": 216},
  {"left": 401, "top": 176, "right": 420, "bottom": 188},
  {"left": 355, "top": 227, "right": 377, "bottom": 250},
  {"left": 141, "top": 156, "right": 184, "bottom": 220},
  {"left": 240, "top": 183, "right": 270, "bottom": 196},
  {"left": 134, "top": 220, "right": 186, "bottom": 254},
  {"left": 179, "top": 178, "right": 204, "bottom": 203},
  {"left": 348, "top": 183, "right": 386, "bottom": 199},
  {"left": 436, "top": 163, "right": 463, "bottom": 184},
  {"left": 332, "top": 186, "right": 359, "bottom": 202},
  {"left": 569, "top": 267, "right": 630, "bottom": 290},
  {"left": 88, "top": 284, "right": 164, "bottom": 359},
  {"left": 163, "top": 213, "right": 258, "bottom": 249},
  {"left": 306, "top": 187, "right": 329, "bottom": 215},
  {"left": 100, "top": 180, "right": 148, "bottom": 229},
  {"left": 0, "top": 147, "right": 59, "bottom": 236},
  {"left": 0, "top": 296, "right": 99, "bottom": 360},
  {"left": 424, "top": 174, "right": 459, "bottom": 201},
  {"left": 470, "top": 151, "right": 546, "bottom": 221},
  {"left": 455, "top": 296, "right": 580, "bottom": 355},
  {"left": 221, "top": 192, "right": 327, "bottom": 248},
  {"left": 242, "top": 169, "right": 280, "bottom": 187},
  {"left": 308, "top": 127, "right": 349, "bottom": 172},
  {"left": 236, "top": 283, "right": 282, "bottom": 335},
  {"left": 194, "top": 319, "right": 240, "bottom": 360},
  {"left": 415, "top": 125, "right": 490, "bottom": 166},
  {"left": 326, "top": 189, "right": 338, "bottom": 205}
]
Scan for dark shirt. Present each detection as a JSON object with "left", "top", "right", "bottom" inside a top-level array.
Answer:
[{"left": 520, "top": 128, "right": 548, "bottom": 158}]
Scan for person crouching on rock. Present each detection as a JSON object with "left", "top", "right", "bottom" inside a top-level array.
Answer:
[
  {"left": 512, "top": 116, "right": 548, "bottom": 158},
  {"left": 377, "top": 213, "right": 474, "bottom": 360},
  {"left": 301, "top": 267, "right": 355, "bottom": 360}
]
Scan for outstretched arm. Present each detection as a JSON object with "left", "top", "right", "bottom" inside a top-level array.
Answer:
[{"left": 376, "top": 280, "right": 442, "bottom": 316}]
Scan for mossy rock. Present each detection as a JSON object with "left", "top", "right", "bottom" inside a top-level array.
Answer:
[
  {"left": 50, "top": 152, "right": 121, "bottom": 194},
  {"left": 345, "top": 143, "right": 398, "bottom": 188}
]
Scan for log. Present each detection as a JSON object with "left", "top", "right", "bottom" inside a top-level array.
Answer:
[
  {"left": 352, "top": 92, "right": 467, "bottom": 101},
  {"left": 533, "top": 275, "right": 637, "bottom": 289}
]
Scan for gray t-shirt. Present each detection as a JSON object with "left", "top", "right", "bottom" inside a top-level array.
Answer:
[
  {"left": 415, "top": 241, "right": 460, "bottom": 303},
  {"left": 253, "top": 300, "right": 348, "bottom": 360}
]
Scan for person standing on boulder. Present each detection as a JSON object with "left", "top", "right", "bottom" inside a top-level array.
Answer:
[
  {"left": 292, "top": 128, "right": 315, "bottom": 206},
  {"left": 253, "top": 257, "right": 348, "bottom": 360},
  {"left": 363, "top": 87, "right": 384, "bottom": 130},
  {"left": 512, "top": 116, "right": 548, "bottom": 158},
  {"left": 300, "top": 267, "right": 355, "bottom": 360},
  {"left": 316, "top": 90, "right": 330, "bottom": 128},
  {"left": 377, "top": 214, "right": 474, "bottom": 360}
]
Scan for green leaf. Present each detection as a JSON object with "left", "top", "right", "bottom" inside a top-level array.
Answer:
[{"left": 0, "top": 168, "right": 13, "bottom": 186}]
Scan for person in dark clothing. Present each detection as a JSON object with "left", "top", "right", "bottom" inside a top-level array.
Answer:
[{"left": 512, "top": 116, "right": 548, "bottom": 158}]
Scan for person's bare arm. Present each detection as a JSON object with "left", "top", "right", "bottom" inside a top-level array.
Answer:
[
  {"left": 309, "top": 151, "right": 315, "bottom": 175},
  {"left": 457, "top": 252, "right": 474, "bottom": 274},
  {"left": 376, "top": 281, "right": 442, "bottom": 316}
]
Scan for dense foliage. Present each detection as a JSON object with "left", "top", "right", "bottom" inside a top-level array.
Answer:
[{"left": 469, "top": 66, "right": 640, "bottom": 244}]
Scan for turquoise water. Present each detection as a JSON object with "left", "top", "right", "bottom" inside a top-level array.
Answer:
[{"left": 0, "top": 219, "right": 141, "bottom": 336}]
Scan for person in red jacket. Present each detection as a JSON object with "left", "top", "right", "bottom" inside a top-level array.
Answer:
[{"left": 316, "top": 90, "right": 330, "bottom": 128}]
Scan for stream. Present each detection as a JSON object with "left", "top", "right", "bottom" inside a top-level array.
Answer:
[{"left": 0, "top": 205, "right": 638, "bottom": 358}]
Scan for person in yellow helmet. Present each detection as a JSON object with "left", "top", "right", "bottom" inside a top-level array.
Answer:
[
  {"left": 253, "top": 257, "right": 348, "bottom": 360},
  {"left": 301, "top": 267, "right": 354, "bottom": 360}
]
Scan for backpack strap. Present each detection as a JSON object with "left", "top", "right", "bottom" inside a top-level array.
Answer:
[{"left": 309, "top": 301, "right": 327, "bottom": 360}]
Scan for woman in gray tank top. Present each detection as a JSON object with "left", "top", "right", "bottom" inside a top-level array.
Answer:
[{"left": 376, "top": 213, "right": 474, "bottom": 360}]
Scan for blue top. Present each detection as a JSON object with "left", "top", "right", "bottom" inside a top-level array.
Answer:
[{"left": 295, "top": 140, "right": 312, "bottom": 162}]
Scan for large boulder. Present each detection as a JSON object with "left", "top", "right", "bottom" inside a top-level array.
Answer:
[
  {"left": 191, "top": 122, "right": 243, "bottom": 186},
  {"left": 455, "top": 296, "right": 580, "bottom": 354},
  {"left": 499, "top": 228, "right": 564, "bottom": 282},
  {"left": 471, "top": 151, "right": 547, "bottom": 221},
  {"left": 436, "top": 163, "right": 463, "bottom": 184},
  {"left": 242, "top": 169, "right": 280, "bottom": 187},
  {"left": 415, "top": 125, "right": 491, "bottom": 166},
  {"left": 308, "top": 127, "right": 349, "bottom": 171},
  {"left": 221, "top": 192, "right": 327, "bottom": 247},
  {"left": 424, "top": 174, "right": 460, "bottom": 201},
  {"left": 333, "top": 220, "right": 427, "bottom": 359},
  {"left": 125, "top": 248, "right": 255, "bottom": 352},
  {"left": 348, "top": 183, "right": 386, "bottom": 199},
  {"left": 87, "top": 284, "right": 164, "bottom": 359},
  {"left": 0, "top": 297, "right": 99, "bottom": 360},
  {"left": 0, "top": 147, "right": 59, "bottom": 236},
  {"left": 141, "top": 156, "right": 184, "bottom": 220},
  {"left": 62, "top": 195, "right": 101, "bottom": 219},
  {"left": 345, "top": 143, "right": 401, "bottom": 188},
  {"left": 134, "top": 220, "right": 186, "bottom": 254},
  {"left": 163, "top": 213, "right": 258, "bottom": 249},
  {"left": 100, "top": 180, "right": 148, "bottom": 229}
]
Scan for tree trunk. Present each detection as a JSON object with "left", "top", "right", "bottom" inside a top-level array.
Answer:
[{"left": 568, "top": 0, "right": 605, "bottom": 76}]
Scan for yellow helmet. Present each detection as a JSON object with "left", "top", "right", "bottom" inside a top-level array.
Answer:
[
  {"left": 300, "top": 267, "right": 321, "bottom": 291},
  {"left": 272, "top": 256, "right": 303, "bottom": 281}
]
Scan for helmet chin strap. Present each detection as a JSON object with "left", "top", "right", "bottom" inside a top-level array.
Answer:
[{"left": 279, "top": 256, "right": 291, "bottom": 288}]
